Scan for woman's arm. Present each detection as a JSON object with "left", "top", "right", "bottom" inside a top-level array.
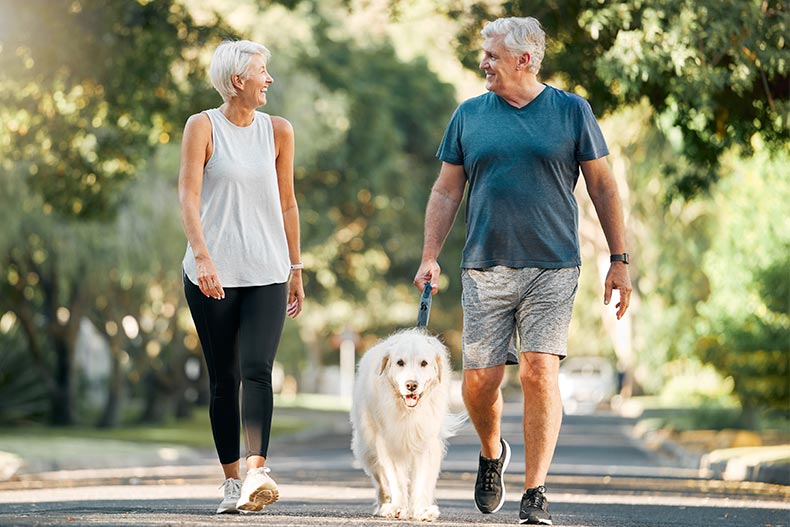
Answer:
[
  {"left": 178, "top": 113, "right": 224, "bottom": 299},
  {"left": 272, "top": 115, "right": 304, "bottom": 318}
]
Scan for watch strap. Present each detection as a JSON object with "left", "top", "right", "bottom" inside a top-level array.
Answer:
[{"left": 610, "top": 253, "right": 629, "bottom": 264}]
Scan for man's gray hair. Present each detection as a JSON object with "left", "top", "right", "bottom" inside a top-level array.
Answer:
[
  {"left": 481, "top": 17, "right": 545, "bottom": 74},
  {"left": 209, "top": 40, "right": 271, "bottom": 102}
]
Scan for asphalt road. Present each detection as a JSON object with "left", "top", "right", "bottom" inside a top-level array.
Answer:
[{"left": 1, "top": 404, "right": 788, "bottom": 527}]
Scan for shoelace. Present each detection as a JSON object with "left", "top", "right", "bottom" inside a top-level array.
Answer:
[
  {"left": 219, "top": 477, "right": 242, "bottom": 495},
  {"left": 522, "top": 485, "right": 547, "bottom": 510},
  {"left": 480, "top": 457, "right": 501, "bottom": 491}
]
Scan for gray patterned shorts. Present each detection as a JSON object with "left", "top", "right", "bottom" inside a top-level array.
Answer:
[{"left": 461, "top": 265, "right": 580, "bottom": 369}]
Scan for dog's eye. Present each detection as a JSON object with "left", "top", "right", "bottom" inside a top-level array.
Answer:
[
  {"left": 397, "top": 359, "right": 405, "bottom": 367},
  {"left": 420, "top": 360, "right": 428, "bottom": 367}
]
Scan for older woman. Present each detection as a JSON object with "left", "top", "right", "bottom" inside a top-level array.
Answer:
[{"left": 179, "top": 39, "right": 304, "bottom": 514}]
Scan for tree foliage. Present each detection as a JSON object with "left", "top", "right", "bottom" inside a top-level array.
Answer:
[
  {"left": 297, "top": 26, "right": 458, "bottom": 306},
  {"left": 0, "top": 0, "right": 461, "bottom": 422},
  {"left": 441, "top": 0, "right": 788, "bottom": 197},
  {"left": 697, "top": 257, "right": 790, "bottom": 424},
  {"left": 249, "top": 1, "right": 463, "bottom": 360},
  {"left": 687, "top": 146, "right": 789, "bottom": 424},
  {"left": 0, "top": 0, "right": 230, "bottom": 424},
  {"left": 0, "top": 0, "right": 235, "bottom": 219}
]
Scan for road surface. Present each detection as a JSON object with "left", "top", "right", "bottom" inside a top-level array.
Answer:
[{"left": 1, "top": 403, "right": 787, "bottom": 526}]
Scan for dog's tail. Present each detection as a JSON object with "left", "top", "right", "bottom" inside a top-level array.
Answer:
[{"left": 440, "top": 411, "right": 469, "bottom": 440}]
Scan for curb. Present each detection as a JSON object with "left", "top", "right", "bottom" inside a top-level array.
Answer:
[
  {"left": 0, "top": 452, "right": 22, "bottom": 481},
  {"left": 701, "top": 446, "right": 790, "bottom": 486},
  {"left": 629, "top": 416, "right": 790, "bottom": 486},
  {"left": 634, "top": 426, "right": 706, "bottom": 472}
]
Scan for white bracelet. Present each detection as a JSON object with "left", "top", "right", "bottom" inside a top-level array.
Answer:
[{"left": 290, "top": 262, "right": 304, "bottom": 270}]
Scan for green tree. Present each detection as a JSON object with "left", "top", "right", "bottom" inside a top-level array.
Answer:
[
  {"left": 697, "top": 258, "right": 790, "bottom": 427},
  {"left": 694, "top": 150, "right": 789, "bottom": 426},
  {"left": 0, "top": 0, "right": 230, "bottom": 424},
  {"left": 244, "top": 1, "right": 464, "bottom": 372},
  {"left": 437, "top": 0, "right": 789, "bottom": 198},
  {"left": 0, "top": 0, "right": 234, "bottom": 219}
]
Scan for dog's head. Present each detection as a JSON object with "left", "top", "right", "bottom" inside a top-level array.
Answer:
[{"left": 378, "top": 330, "right": 448, "bottom": 409}]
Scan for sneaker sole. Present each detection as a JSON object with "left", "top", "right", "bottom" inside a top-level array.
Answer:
[
  {"left": 215, "top": 506, "right": 239, "bottom": 514},
  {"left": 475, "top": 439, "right": 512, "bottom": 514},
  {"left": 519, "top": 519, "right": 552, "bottom": 525},
  {"left": 237, "top": 487, "right": 279, "bottom": 512}
]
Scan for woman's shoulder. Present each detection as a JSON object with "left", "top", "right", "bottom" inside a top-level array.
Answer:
[
  {"left": 182, "top": 111, "right": 213, "bottom": 143},
  {"left": 266, "top": 114, "right": 294, "bottom": 135},
  {"left": 185, "top": 110, "right": 212, "bottom": 130}
]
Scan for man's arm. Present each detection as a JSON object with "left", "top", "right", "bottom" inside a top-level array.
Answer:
[
  {"left": 413, "top": 162, "right": 467, "bottom": 294},
  {"left": 581, "top": 157, "right": 632, "bottom": 319}
]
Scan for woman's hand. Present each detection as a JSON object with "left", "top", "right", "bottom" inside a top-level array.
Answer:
[
  {"left": 286, "top": 270, "right": 304, "bottom": 318},
  {"left": 196, "top": 255, "right": 224, "bottom": 300}
]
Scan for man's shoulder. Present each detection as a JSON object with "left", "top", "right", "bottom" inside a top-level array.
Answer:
[
  {"left": 543, "top": 85, "right": 590, "bottom": 109},
  {"left": 457, "top": 91, "right": 496, "bottom": 112}
]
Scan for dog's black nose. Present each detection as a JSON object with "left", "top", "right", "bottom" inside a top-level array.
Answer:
[{"left": 406, "top": 381, "right": 418, "bottom": 392}]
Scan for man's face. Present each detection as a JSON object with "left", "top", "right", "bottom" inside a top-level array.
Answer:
[{"left": 479, "top": 36, "right": 527, "bottom": 95}]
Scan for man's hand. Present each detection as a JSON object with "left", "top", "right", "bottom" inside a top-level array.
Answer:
[
  {"left": 413, "top": 259, "right": 442, "bottom": 294},
  {"left": 604, "top": 263, "right": 631, "bottom": 319}
]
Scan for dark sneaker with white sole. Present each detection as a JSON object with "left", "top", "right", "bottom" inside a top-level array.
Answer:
[
  {"left": 474, "top": 437, "right": 511, "bottom": 513},
  {"left": 519, "top": 485, "right": 552, "bottom": 525}
]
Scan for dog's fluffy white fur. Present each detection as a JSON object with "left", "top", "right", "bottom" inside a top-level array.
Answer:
[{"left": 350, "top": 328, "right": 464, "bottom": 521}]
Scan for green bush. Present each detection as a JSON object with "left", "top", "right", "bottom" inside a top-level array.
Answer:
[{"left": 0, "top": 328, "right": 48, "bottom": 424}]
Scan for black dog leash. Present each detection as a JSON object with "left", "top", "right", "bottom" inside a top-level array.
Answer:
[{"left": 416, "top": 282, "right": 433, "bottom": 328}]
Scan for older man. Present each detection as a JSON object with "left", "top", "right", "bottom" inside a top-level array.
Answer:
[{"left": 414, "top": 16, "right": 631, "bottom": 525}]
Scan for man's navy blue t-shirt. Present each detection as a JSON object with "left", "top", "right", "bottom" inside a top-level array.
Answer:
[{"left": 436, "top": 86, "right": 609, "bottom": 269}]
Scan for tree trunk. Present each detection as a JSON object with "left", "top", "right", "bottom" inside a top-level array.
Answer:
[
  {"left": 138, "top": 368, "right": 175, "bottom": 424},
  {"left": 97, "top": 338, "right": 125, "bottom": 428},
  {"left": 51, "top": 337, "right": 75, "bottom": 426}
]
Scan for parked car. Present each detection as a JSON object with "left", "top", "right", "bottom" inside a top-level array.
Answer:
[{"left": 558, "top": 356, "right": 618, "bottom": 415}]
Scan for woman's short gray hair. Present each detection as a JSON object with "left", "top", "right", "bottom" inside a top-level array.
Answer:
[
  {"left": 481, "top": 17, "right": 545, "bottom": 74},
  {"left": 209, "top": 40, "right": 271, "bottom": 102}
]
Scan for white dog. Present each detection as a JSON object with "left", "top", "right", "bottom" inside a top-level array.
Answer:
[{"left": 351, "top": 328, "right": 464, "bottom": 521}]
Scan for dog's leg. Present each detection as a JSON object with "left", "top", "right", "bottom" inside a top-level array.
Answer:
[
  {"left": 370, "top": 459, "right": 392, "bottom": 515},
  {"left": 354, "top": 411, "right": 396, "bottom": 516},
  {"left": 409, "top": 439, "right": 443, "bottom": 521},
  {"left": 372, "top": 437, "right": 406, "bottom": 518}
]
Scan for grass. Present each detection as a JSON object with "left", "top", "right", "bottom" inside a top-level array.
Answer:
[
  {"left": 0, "top": 411, "right": 310, "bottom": 449},
  {"left": 630, "top": 396, "right": 789, "bottom": 436}
]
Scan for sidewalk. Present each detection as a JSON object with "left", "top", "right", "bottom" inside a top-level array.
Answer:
[
  {"left": 0, "top": 403, "right": 351, "bottom": 487},
  {"left": 620, "top": 400, "right": 790, "bottom": 486},
  {"left": 2, "top": 400, "right": 788, "bottom": 488}
]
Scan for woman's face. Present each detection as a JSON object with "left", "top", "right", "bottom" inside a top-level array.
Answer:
[{"left": 237, "top": 54, "right": 273, "bottom": 107}]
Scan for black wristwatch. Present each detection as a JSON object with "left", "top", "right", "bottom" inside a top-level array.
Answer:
[{"left": 610, "top": 253, "right": 629, "bottom": 264}]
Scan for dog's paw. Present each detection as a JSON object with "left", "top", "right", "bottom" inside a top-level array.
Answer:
[
  {"left": 413, "top": 505, "right": 440, "bottom": 522},
  {"left": 375, "top": 502, "right": 402, "bottom": 518}
]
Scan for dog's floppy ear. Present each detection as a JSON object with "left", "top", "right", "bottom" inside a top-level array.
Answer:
[
  {"left": 431, "top": 336, "right": 448, "bottom": 383},
  {"left": 379, "top": 354, "right": 390, "bottom": 376}
]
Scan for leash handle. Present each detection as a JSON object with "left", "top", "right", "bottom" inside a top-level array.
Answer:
[{"left": 416, "top": 282, "right": 432, "bottom": 328}]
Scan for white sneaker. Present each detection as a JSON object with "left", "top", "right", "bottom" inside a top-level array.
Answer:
[
  {"left": 216, "top": 477, "right": 242, "bottom": 514},
  {"left": 236, "top": 467, "right": 279, "bottom": 512}
]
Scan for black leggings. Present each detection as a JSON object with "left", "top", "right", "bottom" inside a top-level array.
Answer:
[{"left": 184, "top": 275, "right": 287, "bottom": 464}]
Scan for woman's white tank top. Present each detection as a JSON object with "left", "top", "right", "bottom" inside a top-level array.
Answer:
[{"left": 182, "top": 108, "right": 290, "bottom": 287}]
